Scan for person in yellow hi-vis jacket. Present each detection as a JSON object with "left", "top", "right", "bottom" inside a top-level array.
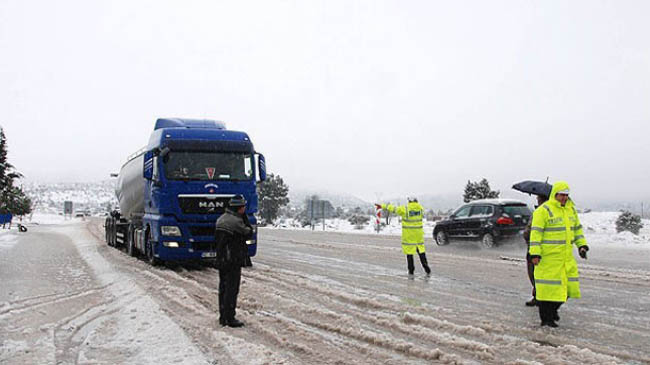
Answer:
[
  {"left": 529, "top": 181, "right": 589, "bottom": 327},
  {"left": 376, "top": 197, "right": 431, "bottom": 276}
]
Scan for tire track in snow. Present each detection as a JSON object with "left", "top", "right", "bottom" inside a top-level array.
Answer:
[
  {"left": 85, "top": 222, "right": 315, "bottom": 364},
  {"left": 0, "top": 285, "right": 111, "bottom": 317},
  {"left": 254, "top": 235, "right": 636, "bottom": 363},
  {"left": 243, "top": 264, "right": 623, "bottom": 364}
]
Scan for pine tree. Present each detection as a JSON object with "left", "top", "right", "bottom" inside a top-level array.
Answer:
[
  {"left": 615, "top": 210, "right": 643, "bottom": 235},
  {"left": 463, "top": 178, "right": 500, "bottom": 203},
  {"left": 0, "top": 127, "right": 30, "bottom": 215},
  {"left": 257, "top": 173, "right": 290, "bottom": 225}
]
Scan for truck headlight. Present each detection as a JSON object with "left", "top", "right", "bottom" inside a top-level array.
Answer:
[{"left": 161, "top": 226, "right": 181, "bottom": 236}]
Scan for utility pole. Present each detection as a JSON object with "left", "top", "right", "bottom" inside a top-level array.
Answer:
[{"left": 322, "top": 202, "right": 325, "bottom": 231}]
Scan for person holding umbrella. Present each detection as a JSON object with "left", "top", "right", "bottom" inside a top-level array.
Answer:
[{"left": 513, "top": 180, "right": 552, "bottom": 307}]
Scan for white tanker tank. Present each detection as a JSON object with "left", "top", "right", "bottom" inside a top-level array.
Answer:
[{"left": 115, "top": 150, "right": 146, "bottom": 220}]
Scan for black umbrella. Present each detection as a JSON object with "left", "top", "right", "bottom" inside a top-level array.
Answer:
[{"left": 512, "top": 180, "right": 552, "bottom": 197}]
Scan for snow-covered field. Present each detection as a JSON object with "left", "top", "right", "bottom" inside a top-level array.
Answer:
[
  {"left": 270, "top": 211, "right": 650, "bottom": 249},
  {"left": 579, "top": 211, "right": 650, "bottom": 248}
]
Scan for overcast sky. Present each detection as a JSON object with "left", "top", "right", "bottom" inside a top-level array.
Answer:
[{"left": 1, "top": 0, "right": 649, "bottom": 203}]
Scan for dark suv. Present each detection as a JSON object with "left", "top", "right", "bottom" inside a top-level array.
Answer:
[{"left": 433, "top": 199, "right": 531, "bottom": 248}]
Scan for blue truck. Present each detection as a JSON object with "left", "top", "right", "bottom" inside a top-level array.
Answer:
[{"left": 104, "top": 118, "right": 266, "bottom": 265}]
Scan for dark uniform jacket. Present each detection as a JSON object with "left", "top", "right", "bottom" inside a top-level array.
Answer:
[{"left": 215, "top": 209, "right": 253, "bottom": 269}]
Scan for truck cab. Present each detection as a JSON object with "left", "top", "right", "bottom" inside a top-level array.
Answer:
[{"left": 106, "top": 118, "right": 266, "bottom": 265}]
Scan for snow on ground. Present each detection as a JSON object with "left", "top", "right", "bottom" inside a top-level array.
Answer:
[
  {"left": 0, "top": 231, "right": 18, "bottom": 251},
  {"left": 3, "top": 217, "right": 649, "bottom": 363},
  {"left": 271, "top": 211, "right": 650, "bottom": 249},
  {"left": 0, "top": 222, "right": 208, "bottom": 364},
  {"left": 62, "top": 225, "right": 209, "bottom": 364},
  {"left": 270, "top": 217, "right": 435, "bottom": 237},
  {"left": 4, "top": 212, "right": 88, "bottom": 228},
  {"left": 578, "top": 211, "right": 650, "bottom": 249}
]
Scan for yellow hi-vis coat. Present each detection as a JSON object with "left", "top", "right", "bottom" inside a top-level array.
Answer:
[
  {"left": 381, "top": 202, "right": 425, "bottom": 255},
  {"left": 529, "top": 181, "right": 588, "bottom": 302}
]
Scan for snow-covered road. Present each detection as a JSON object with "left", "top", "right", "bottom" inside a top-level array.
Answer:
[{"left": 1, "top": 219, "right": 649, "bottom": 364}]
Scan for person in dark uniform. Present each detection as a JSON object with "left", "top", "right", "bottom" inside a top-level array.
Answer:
[
  {"left": 522, "top": 194, "right": 549, "bottom": 307},
  {"left": 215, "top": 195, "right": 253, "bottom": 327}
]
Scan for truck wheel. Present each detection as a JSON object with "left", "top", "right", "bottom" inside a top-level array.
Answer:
[
  {"left": 127, "top": 227, "right": 138, "bottom": 257},
  {"left": 146, "top": 231, "right": 160, "bottom": 266},
  {"left": 106, "top": 220, "right": 113, "bottom": 246},
  {"left": 435, "top": 231, "right": 449, "bottom": 246},
  {"left": 482, "top": 233, "right": 495, "bottom": 248}
]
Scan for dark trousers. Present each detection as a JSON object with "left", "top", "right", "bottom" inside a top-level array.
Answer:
[
  {"left": 526, "top": 253, "right": 535, "bottom": 295},
  {"left": 219, "top": 267, "right": 242, "bottom": 321},
  {"left": 407, "top": 248, "right": 431, "bottom": 274},
  {"left": 538, "top": 301, "right": 563, "bottom": 322}
]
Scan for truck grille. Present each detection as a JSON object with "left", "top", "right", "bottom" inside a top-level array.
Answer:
[
  {"left": 192, "top": 241, "right": 216, "bottom": 251},
  {"left": 178, "top": 195, "right": 233, "bottom": 214},
  {"left": 189, "top": 225, "right": 215, "bottom": 237}
]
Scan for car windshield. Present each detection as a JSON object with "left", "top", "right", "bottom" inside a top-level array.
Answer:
[
  {"left": 502, "top": 205, "right": 531, "bottom": 216},
  {"left": 164, "top": 151, "right": 253, "bottom": 181},
  {"left": 454, "top": 205, "right": 471, "bottom": 218}
]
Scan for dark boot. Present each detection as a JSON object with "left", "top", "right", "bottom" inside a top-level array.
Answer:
[
  {"left": 525, "top": 297, "right": 538, "bottom": 307},
  {"left": 226, "top": 318, "right": 245, "bottom": 328},
  {"left": 552, "top": 302, "right": 562, "bottom": 321},
  {"left": 541, "top": 320, "right": 558, "bottom": 328},
  {"left": 418, "top": 252, "right": 431, "bottom": 275},
  {"left": 538, "top": 301, "right": 558, "bottom": 327},
  {"left": 406, "top": 255, "right": 415, "bottom": 275},
  {"left": 219, "top": 317, "right": 227, "bottom": 326}
]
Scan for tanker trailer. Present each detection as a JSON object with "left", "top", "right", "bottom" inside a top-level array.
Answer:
[{"left": 104, "top": 118, "right": 267, "bottom": 265}]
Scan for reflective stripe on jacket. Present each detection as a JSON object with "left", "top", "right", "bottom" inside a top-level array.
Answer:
[
  {"left": 528, "top": 181, "right": 587, "bottom": 302},
  {"left": 382, "top": 202, "right": 425, "bottom": 255}
]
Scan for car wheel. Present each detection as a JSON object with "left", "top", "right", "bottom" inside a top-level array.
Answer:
[
  {"left": 482, "top": 233, "right": 495, "bottom": 248},
  {"left": 435, "top": 231, "right": 449, "bottom": 245}
]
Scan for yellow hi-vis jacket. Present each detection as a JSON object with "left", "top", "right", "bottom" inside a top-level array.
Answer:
[
  {"left": 381, "top": 201, "right": 425, "bottom": 255},
  {"left": 529, "top": 181, "right": 588, "bottom": 302}
]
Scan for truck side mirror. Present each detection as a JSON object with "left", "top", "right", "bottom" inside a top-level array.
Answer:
[
  {"left": 143, "top": 150, "right": 154, "bottom": 179},
  {"left": 159, "top": 147, "right": 170, "bottom": 158},
  {"left": 256, "top": 153, "right": 267, "bottom": 182}
]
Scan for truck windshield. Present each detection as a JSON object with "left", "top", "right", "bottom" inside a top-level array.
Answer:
[{"left": 164, "top": 151, "right": 253, "bottom": 181}]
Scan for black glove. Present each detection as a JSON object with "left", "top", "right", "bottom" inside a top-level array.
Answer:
[
  {"left": 242, "top": 213, "right": 253, "bottom": 228},
  {"left": 579, "top": 245, "right": 589, "bottom": 259}
]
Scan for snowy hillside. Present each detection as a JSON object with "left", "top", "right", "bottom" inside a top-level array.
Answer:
[
  {"left": 289, "top": 189, "right": 372, "bottom": 209},
  {"left": 24, "top": 181, "right": 117, "bottom": 216}
]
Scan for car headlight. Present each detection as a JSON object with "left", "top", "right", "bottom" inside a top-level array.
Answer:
[
  {"left": 161, "top": 226, "right": 181, "bottom": 236},
  {"left": 246, "top": 239, "right": 256, "bottom": 245},
  {"left": 163, "top": 241, "right": 180, "bottom": 248}
]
